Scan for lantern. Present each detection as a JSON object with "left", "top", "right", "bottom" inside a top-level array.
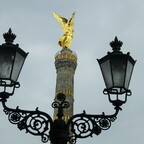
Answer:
[
  {"left": 0, "top": 29, "right": 28, "bottom": 88},
  {"left": 98, "top": 37, "right": 136, "bottom": 95}
]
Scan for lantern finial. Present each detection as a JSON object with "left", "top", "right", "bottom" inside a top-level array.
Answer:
[
  {"left": 110, "top": 36, "right": 123, "bottom": 52},
  {"left": 3, "top": 28, "right": 16, "bottom": 44}
]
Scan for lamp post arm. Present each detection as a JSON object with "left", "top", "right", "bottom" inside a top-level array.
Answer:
[
  {"left": 1, "top": 98, "right": 53, "bottom": 143},
  {"left": 67, "top": 106, "right": 121, "bottom": 144}
]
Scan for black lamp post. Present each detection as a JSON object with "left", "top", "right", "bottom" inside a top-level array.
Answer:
[{"left": 0, "top": 29, "right": 136, "bottom": 144}]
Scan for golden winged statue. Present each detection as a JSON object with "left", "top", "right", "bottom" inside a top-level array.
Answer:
[{"left": 53, "top": 12, "right": 76, "bottom": 49}]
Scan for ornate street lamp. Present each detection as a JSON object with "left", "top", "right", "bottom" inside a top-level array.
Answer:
[
  {"left": 97, "top": 36, "right": 136, "bottom": 107},
  {"left": 0, "top": 29, "right": 136, "bottom": 144},
  {"left": 0, "top": 29, "right": 28, "bottom": 99}
]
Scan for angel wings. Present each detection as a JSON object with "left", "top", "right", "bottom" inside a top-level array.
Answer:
[{"left": 53, "top": 12, "right": 76, "bottom": 49}]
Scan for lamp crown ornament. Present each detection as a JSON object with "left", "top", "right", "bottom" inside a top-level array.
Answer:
[
  {"left": 110, "top": 36, "right": 123, "bottom": 52},
  {"left": 3, "top": 28, "right": 16, "bottom": 44}
]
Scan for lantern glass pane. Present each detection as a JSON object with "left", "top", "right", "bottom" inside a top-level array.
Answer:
[
  {"left": 0, "top": 48, "right": 14, "bottom": 79},
  {"left": 111, "top": 55, "right": 126, "bottom": 87},
  {"left": 11, "top": 51, "right": 25, "bottom": 82},
  {"left": 100, "top": 59, "right": 113, "bottom": 89},
  {"left": 124, "top": 60, "right": 134, "bottom": 89}
]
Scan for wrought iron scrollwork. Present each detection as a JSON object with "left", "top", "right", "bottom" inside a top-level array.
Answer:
[
  {"left": 52, "top": 93, "right": 70, "bottom": 119},
  {"left": 67, "top": 108, "right": 120, "bottom": 144},
  {"left": 0, "top": 93, "right": 121, "bottom": 144},
  {"left": 0, "top": 79, "right": 20, "bottom": 101},
  {"left": 1, "top": 99, "right": 52, "bottom": 143},
  {"left": 103, "top": 88, "right": 132, "bottom": 108},
  {"left": 52, "top": 93, "right": 70, "bottom": 109}
]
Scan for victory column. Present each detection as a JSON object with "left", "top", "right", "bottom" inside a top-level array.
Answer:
[{"left": 53, "top": 12, "right": 77, "bottom": 121}]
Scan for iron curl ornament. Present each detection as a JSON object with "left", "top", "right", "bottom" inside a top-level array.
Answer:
[
  {"left": 67, "top": 106, "right": 120, "bottom": 144},
  {"left": 1, "top": 98, "right": 53, "bottom": 143}
]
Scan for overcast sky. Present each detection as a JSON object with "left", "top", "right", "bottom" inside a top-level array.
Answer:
[{"left": 0, "top": 0, "right": 144, "bottom": 144}]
